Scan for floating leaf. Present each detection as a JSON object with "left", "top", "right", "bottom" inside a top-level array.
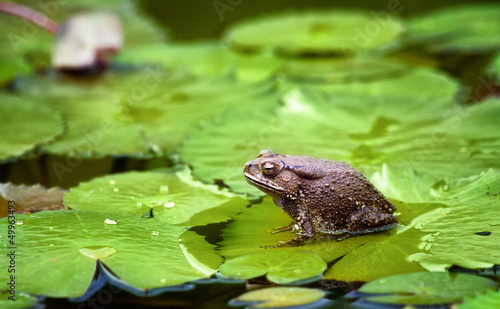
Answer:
[
  {"left": 0, "top": 210, "right": 220, "bottom": 297},
  {"left": 219, "top": 250, "right": 326, "bottom": 284},
  {"left": 230, "top": 287, "right": 326, "bottom": 308},
  {"left": 64, "top": 167, "right": 246, "bottom": 226},
  {"left": 182, "top": 67, "right": 459, "bottom": 193},
  {"left": 459, "top": 289, "right": 500, "bottom": 309},
  {"left": 353, "top": 272, "right": 497, "bottom": 305},
  {"left": 224, "top": 9, "right": 404, "bottom": 56},
  {"left": 407, "top": 4, "right": 500, "bottom": 53},
  {"left": 0, "top": 183, "right": 66, "bottom": 218},
  {"left": 116, "top": 40, "right": 284, "bottom": 82},
  {"left": 0, "top": 94, "right": 63, "bottom": 163}
]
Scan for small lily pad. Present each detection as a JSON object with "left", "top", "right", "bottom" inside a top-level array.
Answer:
[
  {"left": 64, "top": 166, "right": 246, "bottom": 226},
  {"left": 230, "top": 287, "right": 326, "bottom": 308},
  {"left": 353, "top": 272, "right": 497, "bottom": 305},
  {"left": 219, "top": 250, "right": 326, "bottom": 284},
  {"left": 407, "top": 4, "right": 500, "bottom": 53},
  {"left": 224, "top": 9, "right": 404, "bottom": 56},
  {"left": 0, "top": 210, "right": 220, "bottom": 297}
]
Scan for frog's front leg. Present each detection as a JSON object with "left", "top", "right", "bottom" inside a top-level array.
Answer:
[
  {"left": 271, "top": 222, "right": 298, "bottom": 234},
  {"left": 268, "top": 210, "right": 315, "bottom": 248}
]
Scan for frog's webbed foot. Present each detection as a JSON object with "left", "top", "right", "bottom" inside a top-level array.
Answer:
[
  {"left": 271, "top": 222, "right": 297, "bottom": 234},
  {"left": 263, "top": 235, "right": 312, "bottom": 248}
]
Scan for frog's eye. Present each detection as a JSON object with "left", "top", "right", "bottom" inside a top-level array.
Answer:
[{"left": 261, "top": 161, "right": 278, "bottom": 177}]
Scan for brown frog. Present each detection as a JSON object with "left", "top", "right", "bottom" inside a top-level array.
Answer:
[{"left": 244, "top": 149, "right": 398, "bottom": 247}]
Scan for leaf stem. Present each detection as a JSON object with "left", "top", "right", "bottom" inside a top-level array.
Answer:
[{"left": 0, "top": 1, "right": 59, "bottom": 34}]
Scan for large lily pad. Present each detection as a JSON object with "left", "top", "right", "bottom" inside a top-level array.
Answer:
[
  {"left": 64, "top": 166, "right": 246, "bottom": 226},
  {"left": 0, "top": 210, "right": 220, "bottom": 297},
  {"left": 219, "top": 250, "right": 326, "bottom": 284},
  {"left": 224, "top": 9, "right": 404, "bottom": 56},
  {"left": 0, "top": 94, "right": 63, "bottom": 163},
  {"left": 353, "top": 272, "right": 497, "bottom": 305},
  {"left": 181, "top": 67, "right": 459, "bottom": 193},
  {"left": 407, "top": 4, "right": 500, "bottom": 53}
]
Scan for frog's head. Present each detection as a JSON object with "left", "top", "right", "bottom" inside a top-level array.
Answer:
[{"left": 244, "top": 149, "right": 323, "bottom": 200}]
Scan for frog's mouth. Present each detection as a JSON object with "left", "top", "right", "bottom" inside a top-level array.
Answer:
[{"left": 244, "top": 173, "right": 285, "bottom": 193}]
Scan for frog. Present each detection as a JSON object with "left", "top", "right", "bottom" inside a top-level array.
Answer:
[{"left": 243, "top": 149, "right": 398, "bottom": 247}]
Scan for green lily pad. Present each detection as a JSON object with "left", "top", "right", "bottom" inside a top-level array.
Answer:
[
  {"left": 18, "top": 70, "right": 278, "bottom": 158},
  {"left": 219, "top": 250, "right": 326, "bottom": 284},
  {"left": 0, "top": 94, "right": 63, "bottom": 163},
  {"left": 0, "top": 210, "right": 220, "bottom": 297},
  {"left": 407, "top": 4, "right": 500, "bottom": 53},
  {"left": 0, "top": 293, "right": 38, "bottom": 309},
  {"left": 230, "top": 287, "right": 326, "bottom": 308},
  {"left": 64, "top": 166, "right": 246, "bottom": 226},
  {"left": 116, "top": 40, "right": 284, "bottom": 82},
  {"left": 182, "top": 67, "right": 459, "bottom": 193},
  {"left": 355, "top": 272, "right": 497, "bottom": 305},
  {"left": 224, "top": 9, "right": 404, "bottom": 56},
  {"left": 459, "top": 289, "right": 500, "bottom": 309}
]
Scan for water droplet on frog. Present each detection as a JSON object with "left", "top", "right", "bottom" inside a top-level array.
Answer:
[
  {"left": 109, "top": 180, "right": 116, "bottom": 185},
  {"left": 104, "top": 218, "right": 117, "bottom": 225},
  {"left": 79, "top": 246, "right": 117, "bottom": 260},
  {"left": 164, "top": 201, "right": 175, "bottom": 208},
  {"left": 15, "top": 221, "right": 23, "bottom": 226},
  {"left": 159, "top": 185, "right": 169, "bottom": 194},
  {"left": 152, "top": 231, "right": 159, "bottom": 236}
]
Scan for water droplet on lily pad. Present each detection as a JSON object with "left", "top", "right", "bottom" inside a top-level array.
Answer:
[
  {"left": 137, "top": 202, "right": 143, "bottom": 206},
  {"left": 15, "top": 221, "right": 23, "bottom": 225},
  {"left": 109, "top": 180, "right": 116, "bottom": 185},
  {"left": 159, "top": 185, "right": 169, "bottom": 194},
  {"left": 152, "top": 231, "right": 159, "bottom": 236},
  {"left": 164, "top": 201, "right": 175, "bottom": 208},
  {"left": 104, "top": 218, "right": 117, "bottom": 225},
  {"left": 79, "top": 246, "right": 117, "bottom": 260},
  {"left": 113, "top": 188, "right": 119, "bottom": 192}
]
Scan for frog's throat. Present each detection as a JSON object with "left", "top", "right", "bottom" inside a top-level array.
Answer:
[{"left": 244, "top": 173, "right": 285, "bottom": 193}]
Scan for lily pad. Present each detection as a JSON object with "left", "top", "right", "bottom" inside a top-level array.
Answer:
[
  {"left": 219, "top": 250, "right": 326, "bottom": 284},
  {"left": 0, "top": 94, "right": 63, "bottom": 163},
  {"left": 0, "top": 210, "right": 220, "bottom": 297},
  {"left": 116, "top": 40, "right": 284, "bottom": 82},
  {"left": 407, "top": 4, "right": 500, "bottom": 53},
  {"left": 459, "top": 289, "right": 500, "bottom": 309},
  {"left": 353, "top": 272, "right": 497, "bottom": 305},
  {"left": 64, "top": 166, "right": 247, "bottom": 226},
  {"left": 182, "top": 67, "right": 459, "bottom": 193},
  {"left": 0, "top": 183, "right": 66, "bottom": 218},
  {"left": 224, "top": 9, "right": 404, "bottom": 56},
  {"left": 229, "top": 287, "right": 326, "bottom": 308}
]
